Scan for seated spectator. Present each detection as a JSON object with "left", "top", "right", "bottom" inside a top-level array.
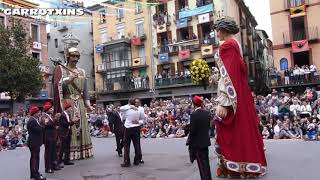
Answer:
[
  {"left": 300, "top": 101, "right": 312, "bottom": 118},
  {"left": 306, "top": 122, "right": 318, "bottom": 141},
  {"left": 279, "top": 122, "right": 296, "bottom": 139},
  {"left": 273, "top": 120, "right": 282, "bottom": 139},
  {"left": 262, "top": 127, "right": 270, "bottom": 139},
  {"left": 290, "top": 98, "right": 301, "bottom": 117}
]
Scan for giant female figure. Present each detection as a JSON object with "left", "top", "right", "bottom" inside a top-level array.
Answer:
[
  {"left": 213, "top": 17, "right": 267, "bottom": 178},
  {"left": 53, "top": 47, "right": 93, "bottom": 160}
]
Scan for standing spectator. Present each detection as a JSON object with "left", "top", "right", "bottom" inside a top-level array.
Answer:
[
  {"left": 284, "top": 69, "right": 290, "bottom": 85},
  {"left": 304, "top": 65, "right": 310, "bottom": 82},
  {"left": 310, "top": 64, "right": 317, "bottom": 82},
  {"left": 293, "top": 66, "right": 300, "bottom": 84},
  {"left": 299, "top": 66, "right": 305, "bottom": 84}
]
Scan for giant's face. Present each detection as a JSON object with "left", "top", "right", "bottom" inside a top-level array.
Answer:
[{"left": 68, "top": 52, "right": 80, "bottom": 64}]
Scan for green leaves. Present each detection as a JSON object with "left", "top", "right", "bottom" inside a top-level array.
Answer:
[{"left": 0, "top": 18, "right": 42, "bottom": 103}]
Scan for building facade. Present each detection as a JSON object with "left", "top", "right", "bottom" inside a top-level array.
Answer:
[
  {"left": 89, "top": 1, "right": 154, "bottom": 106},
  {"left": 270, "top": 0, "right": 320, "bottom": 89},
  {"left": 0, "top": 0, "right": 49, "bottom": 112},
  {"left": 47, "top": 0, "right": 95, "bottom": 99},
  {"left": 151, "top": 0, "right": 262, "bottom": 97},
  {"left": 255, "top": 29, "right": 274, "bottom": 93}
]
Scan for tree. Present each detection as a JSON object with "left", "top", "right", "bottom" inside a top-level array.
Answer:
[{"left": 0, "top": 17, "right": 42, "bottom": 113}]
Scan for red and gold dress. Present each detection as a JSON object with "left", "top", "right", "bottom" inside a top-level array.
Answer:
[{"left": 214, "top": 38, "right": 267, "bottom": 178}]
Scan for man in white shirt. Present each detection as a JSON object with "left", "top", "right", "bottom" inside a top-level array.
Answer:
[{"left": 120, "top": 98, "right": 146, "bottom": 167}]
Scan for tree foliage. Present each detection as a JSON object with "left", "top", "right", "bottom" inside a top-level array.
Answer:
[{"left": 0, "top": 18, "right": 42, "bottom": 105}]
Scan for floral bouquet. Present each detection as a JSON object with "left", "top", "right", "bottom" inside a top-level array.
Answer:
[{"left": 190, "top": 59, "right": 211, "bottom": 89}]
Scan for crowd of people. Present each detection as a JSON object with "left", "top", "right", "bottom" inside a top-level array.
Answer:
[
  {"left": 0, "top": 112, "right": 29, "bottom": 151},
  {"left": 256, "top": 88, "right": 320, "bottom": 140},
  {"left": 269, "top": 64, "right": 318, "bottom": 86},
  {"left": 2, "top": 87, "right": 320, "bottom": 152}
]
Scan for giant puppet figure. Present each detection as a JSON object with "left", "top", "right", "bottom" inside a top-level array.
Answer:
[
  {"left": 52, "top": 47, "right": 93, "bottom": 160},
  {"left": 212, "top": 17, "right": 267, "bottom": 178}
]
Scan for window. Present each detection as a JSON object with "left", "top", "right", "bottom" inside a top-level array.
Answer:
[
  {"left": 31, "top": 24, "right": 39, "bottom": 42},
  {"left": 99, "top": 9, "right": 106, "bottom": 23},
  {"left": 136, "top": 21, "right": 144, "bottom": 37},
  {"left": 54, "top": 39, "right": 58, "bottom": 48},
  {"left": 0, "top": 16, "right": 5, "bottom": 27},
  {"left": 117, "top": 25, "right": 125, "bottom": 39},
  {"left": 32, "top": 52, "right": 40, "bottom": 61},
  {"left": 100, "top": 28, "right": 108, "bottom": 43},
  {"left": 288, "top": 0, "right": 305, "bottom": 7},
  {"left": 135, "top": 2, "right": 143, "bottom": 14},
  {"left": 139, "top": 46, "right": 146, "bottom": 65},
  {"left": 177, "top": 26, "right": 193, "bottom": 42},
  {"left": 103, "top": 45, "right": 131, "bottom": 70},
  {"left": 117, "top": 6, "right": 124, "bottom": 20}
]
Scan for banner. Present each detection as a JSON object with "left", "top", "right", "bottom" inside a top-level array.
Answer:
[
  {"left": 159, "top": 53, "right": 169, "bottom": 62},
  {"left": 131, "top": 36, "right": 141, "bottom": 46},
  {"left": 198, "top": 13, "right": 210, "bottom": 24},
  {"left": 292, "top": 40, "right": 309, "bottom": 53},
  {"left": 179, "top": 4, "right": 214, "bottom": 19},
  {"left": 177, "top": 18, "right": 188, "bottom": 29},
  {"left": 179, "top": 49, "right": 190, "bottom": 60}
]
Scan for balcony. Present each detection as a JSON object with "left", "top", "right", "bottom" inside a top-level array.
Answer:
[
  {"left": 39, "top": 65, "right": 50, "bottom": 75},
  {"left": 282, "top": 27, "right": 319, "bottom": 44},
  {"left": 309, "top": 26, "right": 319, "bottom": 41},
  {"left": 103, "top": 79, "right": 149, "bottom": 94},
  {"left": 155, "top": 76, "right": 193, "bottom": 88},
  {"left": 154, "top": 13, "right": 172, "bottom": 27},
  {"left": 268, "top": 71, "right": 320, "bottom": 88},
  {"left": 285, "top": 0, "right": 309, "bottom": 9}
]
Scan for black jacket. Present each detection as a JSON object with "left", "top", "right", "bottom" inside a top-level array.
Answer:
[
  {"left": 187, "top": 109, "right": 211, "bottom": 149},
  {"left": 27, "top": 117, "right": 44, "bottom": 147},
  {"left": 108, "top": 111, "right": 124, "bottom": 136},
  {"left": 58, "top": 112, "right": 74, "bottom": 138},
  {"left": 43, "top": 113, "right": 57, "bottom": 142}
]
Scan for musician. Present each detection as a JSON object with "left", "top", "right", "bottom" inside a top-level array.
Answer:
[
  {"left": 57, "top": 102, "right": 76, "bottom": 166},
  {"left": 27, "top": 106, "right": 46, "bottom": 180},
  {"left": 107, "top": 106, "right": 124, "bottom": 157},
  {"left": 186, "top": 96, "right": 212, "bottom": 180},
  {"left": 42, "top": 102, "right": 60, "bottom": 173}
]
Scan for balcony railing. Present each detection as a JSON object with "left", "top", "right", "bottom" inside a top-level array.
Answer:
[
  {"left": 268, "top": 72, "right": 320, "bottom": 88},
  {"left": 155, "top": 76, "right": 192, "bottom": 87},
  {"left": 309, "top": 26, "right": 319, "bottom": 41},
  {"left": 104, "top": 78, "right": 149, "bottom": 93},
  {"left": 284, "top": 0, "right": 309, "bottom": 9},
  {"left": 282, "top": 27, "right": 319, "bottom": 44}
]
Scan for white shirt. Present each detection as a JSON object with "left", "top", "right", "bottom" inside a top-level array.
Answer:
[
  {"left": 64, "top": 111, "right": 70, "bottom": 122},
  {"left": 269, "top": 106, "right": 279, "bottom": 115},
  {"left": 274, "top": 125, "right": 281, "bottom": 136},
  {"left": 120, "top": 105, "right": 145, "bottom": 128}
]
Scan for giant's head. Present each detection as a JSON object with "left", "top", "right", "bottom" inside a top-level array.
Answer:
[
  {"left": 66, "top": 47, "right": 80, "bottom": 65},
  {"left": 214, "top": 17, "right": 240, "bottom": 40}
]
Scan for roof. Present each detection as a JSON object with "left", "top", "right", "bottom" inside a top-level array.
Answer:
[
  {"left": 256, "top": 29, "right": 269, "bottom": 39},
  {"left": 238, "top": 0, "right": 258, "bottom": 27}
]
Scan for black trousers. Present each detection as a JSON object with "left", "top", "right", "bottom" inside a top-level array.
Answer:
[
  {"left": 58, "top": 134, "right": 71, "bottom": 163},
  {"left": 45, "top": 140, "right": 57, "bottom": 170},
  {"left": 115, "top": 133, "right": 124, "bottom": 153},
  {"left": 29, "top": 146, "right": 40, "bottom": 178},
  {"left": 195, "top": 147, "right": 212, "bottom": 180},
  {"left": 123, "top": 126, "right": 142, "bottom": 164}
]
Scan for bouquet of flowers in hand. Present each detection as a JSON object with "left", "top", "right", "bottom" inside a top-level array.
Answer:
[{"left": 190, "top": 59, "right": 211, "bottom": 87}]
